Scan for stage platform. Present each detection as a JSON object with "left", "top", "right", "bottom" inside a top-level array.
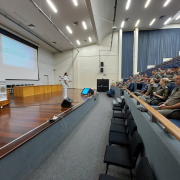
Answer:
[{"left": 0, "top": 89, "right": 94, "bottom": 158}]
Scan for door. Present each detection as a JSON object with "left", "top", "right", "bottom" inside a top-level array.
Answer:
[
  {"left": 44, "top": 75, "right": 49, "bottom": 85},
  {"left": 97, "top": 79, "right": 109, "bottom": 92}
]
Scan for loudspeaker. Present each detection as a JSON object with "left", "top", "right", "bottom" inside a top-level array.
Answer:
[
  {"left": 101, "top": 62, "right": 104, "bottom": 67},
  {"left": 100, "top": 68, "right": 103, "bottom": 73},
  {"left": 61, "top": 97, "right": 73, "bottom": 108}
]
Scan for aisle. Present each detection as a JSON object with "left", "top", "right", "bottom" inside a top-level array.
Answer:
[{"left": 26, "top": 93, "right": 130, "bottom": 180}]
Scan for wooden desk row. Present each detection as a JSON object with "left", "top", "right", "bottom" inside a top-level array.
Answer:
[
  {"left": 0, "top": 89, "right": 10, "bottom": 106},
  {"left": 14, "top": 84, "right": 62, "bottom": 97}
]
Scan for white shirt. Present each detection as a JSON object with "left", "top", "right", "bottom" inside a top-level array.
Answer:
[{"left": 62, "top": 75, "right": 68, "bottom": 88}]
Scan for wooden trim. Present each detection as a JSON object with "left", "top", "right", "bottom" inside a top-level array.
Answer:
[
  {"left": 125, "top": 89, "right": 180, "bottom": 141},
  {"left": 0, "top": 93, "right": 97, "bottom": 159}
]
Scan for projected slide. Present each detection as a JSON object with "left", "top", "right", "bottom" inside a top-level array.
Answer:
[
  {"left": 0, "top": 33, "right": 38, "bottom": 80},
  {"left": 2, "top": 35, "right": 34, "bottom": 69}
]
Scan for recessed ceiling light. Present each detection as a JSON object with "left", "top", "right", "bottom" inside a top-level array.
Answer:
[
  {"left": 126, "top": 0, "right": 131, "bottom": 10},
  {"left": 121, "top": 21, "right": 125, "bottom": 28},
  {"left": 145, "top": 0, "right": 151, "bottom": 8},
  {"left": 164, "top": 17, "right": 171, "bottom": 25},
  {"left": 135, "top": 20, "right": 140, "bottom": 27},
  {"left": 150, "top": 19, "right": 156, "bottom": 26},
  {"left": 51, "top": 42, "right": 57, "bottom": 45},
  {"left": 76, "top": 40, "right": 80, "bottom": 45},
  {"left": 176, "top": 15, "right": 180, "bottom": 20},
  {"left": 89, "top": 37, "right": 92, "bottom": 42},
  {"left": 163, "top": 0, "right": 171, "bottom": 7},
  {"left": 47, "top": 0, "right": 57, "bottom": 13},
  {"left": 73, "top": 0, "right": 78, "bottom": 6},
  {"left": 82, "top": 21, "right": 87, "bottom": 30},
  {"left": 66, "top": 26, "right": 72, "bottom": 34}
]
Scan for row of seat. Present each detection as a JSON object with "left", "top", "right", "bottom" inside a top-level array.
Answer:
[
  {"left": 99, "top": 98, "right": 155, "bottom": 180},
  {"left": 139, "top": 56, "right": 180, "bottom": 76}
]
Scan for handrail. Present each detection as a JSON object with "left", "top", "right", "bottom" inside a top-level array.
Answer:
[{"left": 125, "top": 89, "right": 180, "bottom": 142}]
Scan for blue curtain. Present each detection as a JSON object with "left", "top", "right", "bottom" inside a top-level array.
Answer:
[
  {"left": 122, "top": 32, "right": 134, "bottom": 78},
  {"left": 138, "top": 28, "right": 180, "bottom": 72}
]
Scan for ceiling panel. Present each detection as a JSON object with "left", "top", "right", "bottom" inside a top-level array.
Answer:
[
  {"left": 0, "top": 0, "right": 96, "bottom": 53},
  {"left": 90, "top": 0, "right": 180, "bottom": 43}
]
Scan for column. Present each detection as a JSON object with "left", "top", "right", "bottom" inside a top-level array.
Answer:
[
  {"left": 133, "top": 28, "right": 139, "bottom": 75},
  {"left": 118, "top": 29, "right": 123, "bottom": 80}
]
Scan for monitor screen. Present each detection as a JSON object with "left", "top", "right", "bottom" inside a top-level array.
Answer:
[{"left": 81, "top": 88, "right": 90, "bottom": 95}]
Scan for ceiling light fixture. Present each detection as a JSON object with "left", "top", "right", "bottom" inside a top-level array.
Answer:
[
  {"left": 176, "top": 15, "right": 180, "bottom": 20},
  {"left": 121, "top": 21, "right": 125, "bottom": 28},
  {"left": 89, "top": 37, "right": 92, "bottom": 42},
  {"left": 47, "top": 0, "right": 57, "bottom": 13},
  {"left": 135, "top": 20, "right": 140, "bottom": 27},
  {"left": 126, "top": 0, "right": 131, "bottom": 10},
  {"left": 150, "top": 19, "right": 156, "bottom": 26},
  {"left": 145, "top": 0, "right": 151, "bottom": 8},
  {"left": 73, "top": 0, "right": 78, "bottom": 6},
  {"left": 76, "top": 40, "right": 80, "bottom": 45},
  {"left": 66, "top": 26, "right": 72, "bottom": 34},
  {"left": 82, "top": 21, "right": 87, "bottom": 30},
  {"left": 164, "top": 17, "right": 171, "bottom": 25},
  {"left": 164, "top": 0, "right": 171, "bottom": 7}
]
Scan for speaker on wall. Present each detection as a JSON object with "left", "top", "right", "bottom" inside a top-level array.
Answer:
[
  {"left": 100, "top": 68, "right": 103, "bottom": 73},
  {"left": 101, "top": 62, "right": 104, "bottom": 67},
  {"left": 61, "top": 97, "right": 73, "bottom": 108}
]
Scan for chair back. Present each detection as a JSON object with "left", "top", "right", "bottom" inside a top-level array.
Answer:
[
  {"left": 136, "top": 157, "right": 155, "bottom": 180},
  {"left": 130, "top": 132, "right": 143, "bottom": 166},
  {"left": 128, "top": 120, "right": 137, "bottom": 136}
]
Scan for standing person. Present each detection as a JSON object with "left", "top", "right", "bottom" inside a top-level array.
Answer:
[{"left": 62, "top": 72, "right": 69, "bottom": 99}]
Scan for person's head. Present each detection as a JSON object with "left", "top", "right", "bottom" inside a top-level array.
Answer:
[
  {"left": 145, "top": 74, "right": 147, "bottom": 77},
  {"left": 167, "top": 68, "right": 172, "bottom": 73},
  {"left": 175, "top": 75, "right": 180, "bottom": 86},
  {"left": 173, "top": 66, "right": 179, "bottom": 73},
  {"left": 152, "top": 70, "right": 156, "bottom": 75},
  {"left": 160, "top": 70, "right": 165, "bottom": 75},
  {"left": 64, "top": 72, "right": 68, "bottom": 76},
  {"left": 130, "top": 76, "right": 132, "bottom": 79},
  {"left": 127, "top": 80, "right": 130, "bottom": 83},
  {"left": 160, "top": 78, "right": 170, "bottom": 86},
  {"left": 158, "top": 68, "right": 161, "bottom": 71}
]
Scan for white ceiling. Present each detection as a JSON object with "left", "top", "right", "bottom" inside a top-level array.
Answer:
[
  {"left": 0, "top": 0, "right": 96, "bottom": 53},
  {"left": 90, "top": 0, "right": 180, "bottom": 43},
  {"left": 0, "top": 0, "right": 180, "bottom": 53}
]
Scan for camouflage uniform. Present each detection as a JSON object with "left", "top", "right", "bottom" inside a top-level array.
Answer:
[
  {"left": 140, "top": 85, "right": 169, "bottom": 105},
  {"left": 153, "top": 86, "right": 180, "bottom": 119}
]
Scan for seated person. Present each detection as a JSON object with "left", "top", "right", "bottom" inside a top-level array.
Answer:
[
  {"left": 160, "top": 70, "right": 167, "bottom": 78},
  {"left": 115, "top": 81, "right": 119, "bottom": 86},
  {"left": 139, "top": 78, "right": 170, "bottom": 105},
  {"left": 122, "top": 80, "right": 131, "bottom": 89},
  {"left": 138, "top": 78, "right": 159, "bottom": 101},
  {"left": 134, "top": 79, "right": 149, "bottom": 96},
  {"left": 153, "top": 74, "right": 180, "bottom": 119},
  {"left": 151, "top": 70, "right": 162, "bottom": 79},
  {"left": 166, "top": 68, "right": 174, "bottom": 78},
  {"left": 172, "top": 66, "right": 180, "bottom": 78}
]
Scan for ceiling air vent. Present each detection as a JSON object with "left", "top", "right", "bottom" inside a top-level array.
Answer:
[
  {"left": 28, "top": 24, "right": 35, "bottom": 29},
  {"left": 73, "top": 21, "right": 79, "bottom": 26},
  {"left": 159, "top": 15, "right": 166, "bottom": 19},
  {"left": 51, "top": 42, "right": 57, "bottom": 45},
  {"left": 125, "top": 18, "right": 130, "bottom": 22}
]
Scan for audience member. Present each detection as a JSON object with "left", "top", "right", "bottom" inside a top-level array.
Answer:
[
  {"left": 153, "top": 74, "right": 180, "bottom": 119},
  {"left": 139, "top": 78, "right": 170, "bottom": 105}
]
